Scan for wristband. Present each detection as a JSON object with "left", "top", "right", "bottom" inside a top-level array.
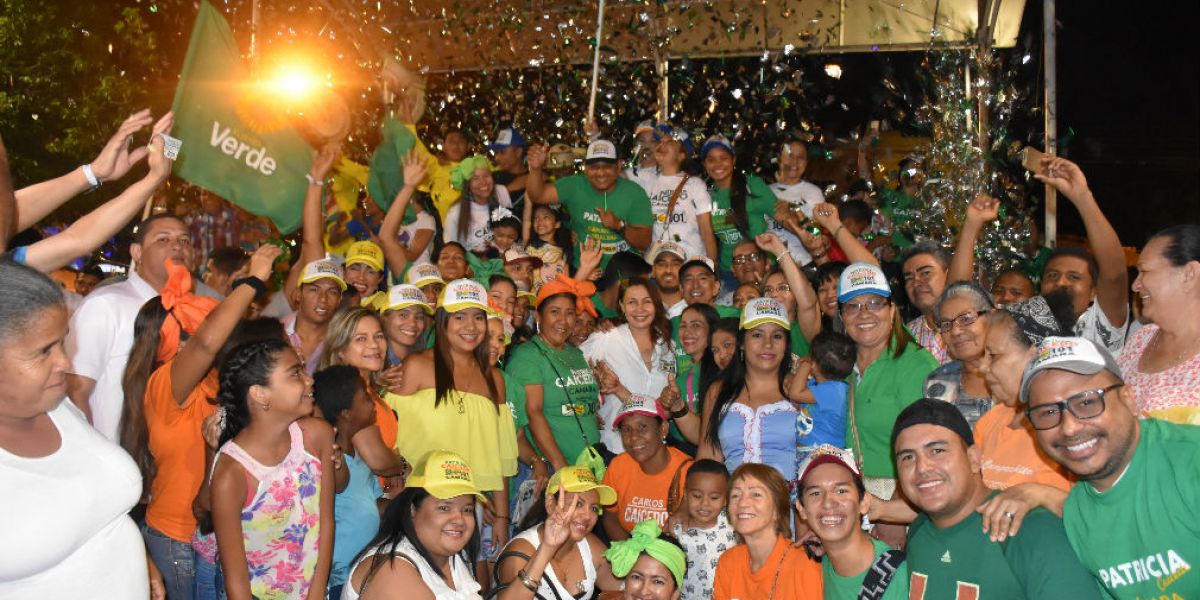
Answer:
[
  {"left": 833, "top": 224, "right": 845, "bottom": 238},
  {"left": 304, "top": 173, "right": 326, "bottom": 187},
  {"left": 669, "top": 405, "right": 690, "bottom": 420},
  {"left": 81, "top": 164, "right": 102, "bottom": 190},
  {"left": 232, "top": 276, "right": 269, "bottom": 298}
]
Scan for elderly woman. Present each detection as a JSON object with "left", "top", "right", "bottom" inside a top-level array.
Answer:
[
  {"left": 1120, "top": 223, "right": 1200, "bottom": 423},
  {"left": 711, "top": 464, "right": 823, "bottom": 600},
  {"left": 836, "top": 262, "right": 937, "bottom": 546},
  {"left": 922, "top": 281, "right": 996, "bottom": 429},
  {"left": 605, "top": 520, "right": 688, "bottom": 600},
  {"left": 0, "top": 260, "right": 151, "bottom": 597}
]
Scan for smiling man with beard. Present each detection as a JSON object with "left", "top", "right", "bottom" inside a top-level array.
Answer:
[
  {"left": 650, "top": 241, "right": 688, "bottom": 318},
  {"left": 893, "top": 398, "right": 1100, "bottom": 600},
  {"left": 1021, "top": 336, "right": 1200, "bottom": 599}
]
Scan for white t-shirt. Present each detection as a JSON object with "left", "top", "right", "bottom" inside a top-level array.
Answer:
[
  {"left": 580, "top": 324, "right": 676, "bottom": 454},
  {"left": 341, "top": 537, "right": 480, "bottom": 600},
  {"left": 0, "top": 400, "right": 148, "bottom": 598},
  {"left": 625, "top": 164, "right": 657, "bottom": 194},
  {"left": 443, "top": 185, "right": 512, "bottom": 253},
  {"left": 65, "top": 270, "right": 158, "bottom": 441},
  {"left": 646, "top": 172, "right": 713, "bottom": 258},
  {"left": 1075, "top": 300, "right": 1131, "bottom": 356},
  {"left": 398, "top": 210, "right": 436, "bottom": 265},
  {"left": 767, "top": 180, "right": 825, "bottom": 264}
]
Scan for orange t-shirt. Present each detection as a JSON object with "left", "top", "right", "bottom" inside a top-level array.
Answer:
[
  {"left": 603, "top": 446, "right": 691, "bottom": 533},
  {"left": 974, "top": 403, "right": 1072, "bottom": 492},
  {"left": 372, "top": 389, "right": 398, "bottom": 448},
  {"left": 144, "top": 361, "right": 219, "bottom": 542},
  {"left": 712, "top": 535, "right": 824, "bottom": 600}
]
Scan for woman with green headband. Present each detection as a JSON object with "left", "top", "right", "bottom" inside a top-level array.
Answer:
[
  {"left": 605, "top": 520, "right": 688, "bottom": 600},
  {"left": 444, "top": 155, "right": 514, "bottom": 254}
]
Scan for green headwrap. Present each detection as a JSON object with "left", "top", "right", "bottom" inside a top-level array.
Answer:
[
  {"left": 466, "top": 252, "right": 511, "bottom": 288},
  {"left": 604, "top": 520, "right": 687, "bottom": 588},
  {"left": 450, "top": 155, "right": 495, "bottom": 191}
]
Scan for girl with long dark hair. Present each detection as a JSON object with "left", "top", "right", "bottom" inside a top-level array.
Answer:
[
  {"left": 386, "top": 279, "right": 518, "bottom": 561},
  {"left": 444, "top": 156, "right": 514, "bottom": 253}
]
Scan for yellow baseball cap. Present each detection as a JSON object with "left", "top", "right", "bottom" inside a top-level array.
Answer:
[
  {"left": 740, "top": 297, "right": 791, "bottom": 331},
  {"left": 438, "top": 279, "right": 489, "bottom": 313},
  {"left": 381, "top": 284, "right": 434, "bottom": 315},
  {"left": 547, "top": 465, "right": 617, "bottom": 505},
  {"left": 345, "top": 240, "right": 385, "bottom": 272},
  {"left": 405, "top": 450, "right": 488, "bottom": 503},
  {"left": 299, "top": 259, "right": 347, "bottom": 291}
]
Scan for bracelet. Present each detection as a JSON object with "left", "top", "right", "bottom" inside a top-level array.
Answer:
[
  {"left": 81, "top": 164, "right": 102, "bottom": 190},
  {"left": 832, "top": 224, "right": 845, "bottom": 238},
  {"left": 494, "top": 515, "right": 510, "bottom": 521},
  {"left": 232, "top": 276, "right": 269, "bottom": 298},
  {"left": 517, "top": 569, "right": 540, "bottom": 592},
  {"left": 669, "top": 405, "right": 690, "bottom": 420},
  {"left": 304, "top": 173, "right": 326, "bottom": 187}
]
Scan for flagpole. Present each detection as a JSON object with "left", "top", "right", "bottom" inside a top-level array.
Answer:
[
  {"left": 586, "top": 0, "right": 606, "bottom": 126},
  {"left": 250, "top": 0, "right": 260, "bottom": 64}
]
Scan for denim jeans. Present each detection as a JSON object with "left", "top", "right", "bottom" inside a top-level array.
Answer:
[
  {"left": 143, "top": 525, "right": 195, "bottom": 600},
  {"left": 193, "top": 553, "right": 226, "bottom": 600}
]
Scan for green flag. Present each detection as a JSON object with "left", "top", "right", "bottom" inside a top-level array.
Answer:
[
  {"left": 170, "top": 1, "right": 313, "bottom": 233},
  {"left": 366, "top": 116, "right": 417, "bottom": 213}
]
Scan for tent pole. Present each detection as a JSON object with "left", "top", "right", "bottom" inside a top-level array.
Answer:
[{"left": 586, "top": 0, "right": 607, "bottom": 127}]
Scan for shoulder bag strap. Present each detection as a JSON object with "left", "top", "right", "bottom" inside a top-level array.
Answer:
[
  {"left": 848, "top": 374, "right": 865, "bottom": 474},
  {"left": 858, "top": 549, "right": 906, "bottom": 600},
  {"left": 657, "top": 174, "right": 691, "bottom": 246},
  {"left": 533, "top": 341, "right": 595, "bottom": 448}
]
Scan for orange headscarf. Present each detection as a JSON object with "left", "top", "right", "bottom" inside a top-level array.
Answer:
[
  {"left": 156, "top": 259, "right": 219, "bottom": 364},
  {"left": 534, "top": 274, "right": 598, "bottom": 318}
]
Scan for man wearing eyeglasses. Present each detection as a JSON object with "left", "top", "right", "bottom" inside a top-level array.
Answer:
[
  {"left": 1021, "top": 336, "right": 1200, "bottom": 599},
  {"left": 715, "top": 239, "right": 769, "bottom": 305}
]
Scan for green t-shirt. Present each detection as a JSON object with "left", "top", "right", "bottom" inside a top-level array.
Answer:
[
  {"left": 790, "top": 320, "right": 812, "bottom": 358},
  {"left": 589, "top": 291, "right": 620, "bottom": 321},
  {"left": 670, "top": 304, "right": 742, "bottom": 371},
  {"left": 502, "top": 366, "right": 528, "bottom": 430},
  {"left": 847, "top": 341, "right": 938, "bottom": 479},
  {"left": 877, "top": 188, "right": 917, "bottom": 249},
  {"left": 823, "top": 537, "right": 909, "bottom": 600},
  {"left": 554, "top": 175, "right": 653, "bottom": 265},
  {"left": 907, "top": 492, "right": 1102, "bottom": 600},
  {"left": 710, "top": 174, "right": 777, "bottom": 274},
  {"left": 506, "top": 337, "right": 601, "bottom": 465},
  {"left": 1062, "top": 418, "right": 1200, "bottom": 599}
]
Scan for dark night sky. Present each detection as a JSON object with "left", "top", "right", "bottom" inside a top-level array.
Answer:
[{"left": 1052, "top": 0, "right": 1200, "bottom": 244}]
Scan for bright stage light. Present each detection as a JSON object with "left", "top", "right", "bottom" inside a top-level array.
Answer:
[
  {"left": 265, "top": 62, "right": 324, "bottom": 104},
  {"left": 824, "top": 64, "right": 843, "bottom": 79}
]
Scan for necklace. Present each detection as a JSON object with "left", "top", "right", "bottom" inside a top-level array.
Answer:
[
  {"left": 767, "top": 545, "right": 791, "bottom": 600},
  {"left": 1147, "top": 329, "right": 1200, "bottom": 372}
]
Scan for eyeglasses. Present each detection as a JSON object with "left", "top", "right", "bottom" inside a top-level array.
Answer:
[
  {"left": 841, "top": 298, "right": 889, "bottom": 317},
  {"left": 937, "top": 310, "right": 989, "bottom": 333},
  {"left": 1025, "top": 384, "right": 1122, "bottom": 430},
  {"left": 762, "top": 284, "right": 791, "bottom": 295},
  {"left": 732, "top": 253, "right": 764, "bottom": 265}
]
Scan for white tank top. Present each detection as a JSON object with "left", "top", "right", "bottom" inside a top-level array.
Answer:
[
  {"left": 341, "top": 537, "right": 481, "bottom": 600},
  {"left": 505, "top": 527, "right": 597, "bottom": 599}
]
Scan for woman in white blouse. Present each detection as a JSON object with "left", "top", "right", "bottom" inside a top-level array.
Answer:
[{"left": 581, "top": 277, "right": 677, "bottom": 454}]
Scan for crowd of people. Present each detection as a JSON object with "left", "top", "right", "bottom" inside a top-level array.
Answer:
[{"left": 1, "top": 103, "right": 1198, "bottom": 600}]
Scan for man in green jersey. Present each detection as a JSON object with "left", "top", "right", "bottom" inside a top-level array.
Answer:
[
  {"left": 526, "top": 139, "right": 653, "bottom": 265},
  {"left": 1022, "top": 336, "right": 1200, "bottom": 599},
  {"left": 797, "top": 445, "right": 909, "bottom": 600},
  {"left": 893, "top": 398, "right": 1101, "bottom": 600}
]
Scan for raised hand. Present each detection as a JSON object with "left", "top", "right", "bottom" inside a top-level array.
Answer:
[
  {"left": 145, "top": 112, "right": 176, "bottom": 183},
  {"left": 656, "top": 378, "right": 684, "bottom": 415},
  {"left": 378, "top": 363, "right": 405, "bottom": 391},
  {"left": 309, "top": 142, "right": 342, "bottom": 181},
  {"left": 754, "top": 232, "right": 787, "bottom": 258},
  {"left": 542, "top": 487, "right": 581, "bottom": 550},
  {"left": 401, "top": 150, "right": 428, "bottom": 188},
  {"left": 810, "top": 202, "right": 842, "bottom": 232},
  {"left": 248, "top": 244, "right": 283, "bottom": 282},
  {"left": 1034, "top": 156, "right": 1091, "bottom": 204},
  {"left": 965, "top": 195, "right": 1000, "bottom": 226},
  {"left": 526, "top": 144, "right": 550, "bottom": 171},
  {"left": 91, "top": 109, "right": 156, "bottom": 181}
]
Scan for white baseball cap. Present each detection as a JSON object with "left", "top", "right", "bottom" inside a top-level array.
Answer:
[
  {"left": 740, "top": 297, "right": 791, "bottom": 331},
  {"left": 585, "top": 140, "right": 618, "bottom": 164},
  {"left": 837, "top": 262, "right": 891, "bottom": 303}
]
